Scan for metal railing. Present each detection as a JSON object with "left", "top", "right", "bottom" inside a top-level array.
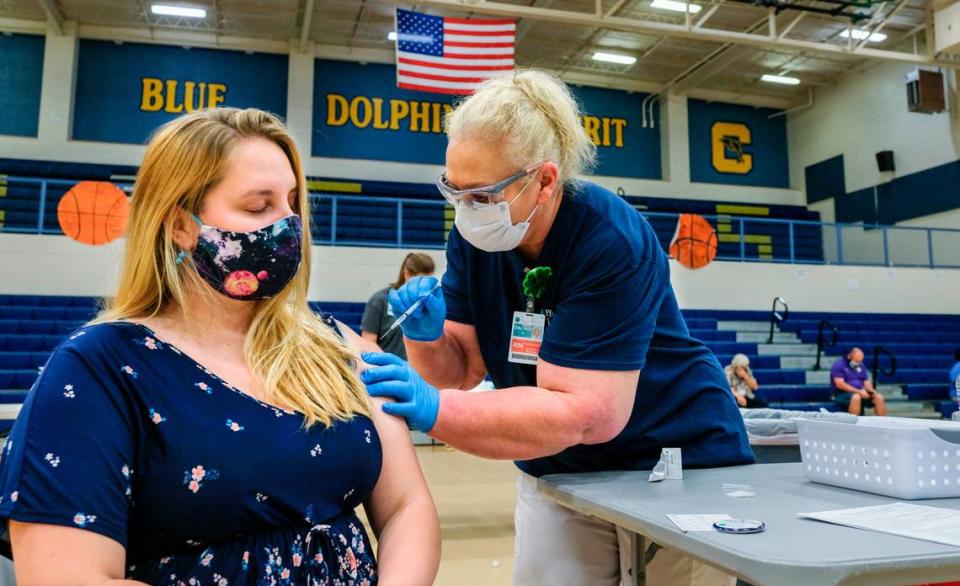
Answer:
[
  {"left": 814, "top": 319, "right": 839, "bottom": 371},
  {"left": 872, "top": 346, "right": 897, "bottom": 386},
  {"left": 767, "top": 296, "right": 788, "bottom": 344},
  {"left": 3, "top": 176, "right": 960, "bottom": 268}
]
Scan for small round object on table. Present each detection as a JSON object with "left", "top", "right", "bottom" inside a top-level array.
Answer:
[{"left": 713, "top": 519, "right": 766, "bottom": 534}]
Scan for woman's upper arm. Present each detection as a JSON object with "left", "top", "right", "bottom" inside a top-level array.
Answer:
[
  {"left": 362, "top": 397, "right": 435, "bottom": 536},
  {"left": 10, "top": 521, "right": 127, "bottom": 583},
  {"left": 335, "top": 319, "right": 381, "bottom": 369},
  {"left": 0, "top": 338, "right": 136, "bottom": 579}
]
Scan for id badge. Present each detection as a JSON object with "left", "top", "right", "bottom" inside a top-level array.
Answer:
[{"left": 508, "top": 311, "right": 545, "bottom": 365}]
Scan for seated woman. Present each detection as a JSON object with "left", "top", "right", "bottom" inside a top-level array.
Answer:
[
  {"left": 0, "top": 108, "right": 440, "bottom": 585},
  {"left": 725, "top": 354, "right": 767, "bottom": 409}
]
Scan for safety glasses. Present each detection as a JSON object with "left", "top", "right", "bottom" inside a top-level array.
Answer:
[{"left": 436, "top": 163, "right": 543, "bottom": 208}]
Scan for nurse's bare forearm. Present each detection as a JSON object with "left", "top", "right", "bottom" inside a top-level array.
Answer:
[
  {"left": 429, "top": 386, "right": 601, "bottom": 460},
  {"left": 404, "top": 333, "right": 472, "bottom": 389}
]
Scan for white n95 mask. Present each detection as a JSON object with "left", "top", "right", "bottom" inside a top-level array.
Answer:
[
  {"left": 453, "top": 176, "right": 539, "bottom": 252},
  {"left": 455, "top": 200, "right": 538, "bottom": 252}
]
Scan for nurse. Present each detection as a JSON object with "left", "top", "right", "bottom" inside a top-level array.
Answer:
[{"left": 361, "top": 69, "right": 753, "bottom": 585}]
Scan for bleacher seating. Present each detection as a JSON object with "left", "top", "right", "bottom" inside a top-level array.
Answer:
[{"left": 0, "top": 297, "right": 956, "bottom": 420}]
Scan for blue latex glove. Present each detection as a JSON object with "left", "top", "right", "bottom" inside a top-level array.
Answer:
[
  {"left": 361, "top": 352, "right": 440, "bottom": 432},
  {"left": 387, "top": 275, "right": 445, "bottom": 342}
]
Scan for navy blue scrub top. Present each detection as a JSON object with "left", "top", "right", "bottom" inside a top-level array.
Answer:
[
  {"left": 0, "top": 319, "right": 382, "bottom": 585},
  {"left": 442, "top": 180, "right": 754, "bottom": 477}
]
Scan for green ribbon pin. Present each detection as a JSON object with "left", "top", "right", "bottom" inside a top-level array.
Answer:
[{"left": 522, "top": 266, "right": 553, "bottom": 312}]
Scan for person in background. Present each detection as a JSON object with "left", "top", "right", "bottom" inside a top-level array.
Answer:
[
  {"left": 831, "top": 347, "right": 887, "bottom": 416},
  {"left": 361, "top": 253, "right": 435, "bottom": 360},
  {"left": 950, "top": 349, "right": 960, "bottom": 389},
  {"left": 724, "top": 354, "right": 767, "bottom": 408}
]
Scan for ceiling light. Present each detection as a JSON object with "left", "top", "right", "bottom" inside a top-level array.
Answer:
[
  {"left": 151, "top": 4, "right": 207, "bottom": 18},
  {"left": 761, "top": 73, "right": 801, "bottom": 85},
  {"left": 592, "top": 52, "right": 637, "bottom": 65},
  {"left": 651, "top": 0, "right": 702, "bottom": 14},
  {"left": 388, "top": 31, "right": 398, "bottom": 41},
  {"left": 839, "top": 29, "right": 887, "bottom": 43}
]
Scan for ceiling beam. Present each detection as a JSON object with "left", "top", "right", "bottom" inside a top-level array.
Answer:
[
  {"left": 671, "top": 46, "right": 753, "bottom": 91},
  {"left": 857, "top": 0, "right": 910, "bottom": 50},
  {"left": 0, "top": 17, "right": 46, "bottom": 34},
  {"left": 663, "top": 14, "right": 768, "bottom": 93},
  {"left": 35, "top": 0, "right": 63, "bottom": 34},
  {"left": 413, "top": 0, "right": 960, "bottom": 67},
  {"left": 298, "top": 0, "right": 315, "bottom": 53}
]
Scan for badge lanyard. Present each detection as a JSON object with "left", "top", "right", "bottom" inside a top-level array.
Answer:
[{"left": 508, "top": 266, "right": 553, "bottom": 366}]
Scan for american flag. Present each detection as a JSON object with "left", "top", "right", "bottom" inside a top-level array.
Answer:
[{"left": 395, "top": 8, "right": 516, "bottom": 95}]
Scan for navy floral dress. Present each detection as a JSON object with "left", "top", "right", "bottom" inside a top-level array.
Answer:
[{"left": 0, "top": 320, "right": 382, "bottom": 585}]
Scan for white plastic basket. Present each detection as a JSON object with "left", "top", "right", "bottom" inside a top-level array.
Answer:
[{"left": 796, "top": 417, "right": 960, "bottom": 499}]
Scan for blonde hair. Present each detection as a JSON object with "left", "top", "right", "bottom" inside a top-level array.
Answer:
[
  {"left": 731, "top": 354, "right": 751, "bottom": 368},
  {"left": 390, "top": 252, "right": 435, "bottom": 289},
  {"left": 95, "top": 107, "right": 369, "bottom": 427},
  {"left": 445, "top": 68, "right": 597, "bottom": 180}
]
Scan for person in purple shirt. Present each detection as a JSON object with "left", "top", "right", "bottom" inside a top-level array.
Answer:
[
  {"left": 950, "top": 349, "right": 960, "bottom": 390},
  {"left": 831, "top": 347, "right": 887, "bottom": 415}
]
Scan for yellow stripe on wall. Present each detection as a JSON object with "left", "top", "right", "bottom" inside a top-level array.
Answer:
[
  {"left": 718, "top": 233, "right": 772, "bottom": 245},
  {"left": 444, "top": 204, "right": 455, "bottom": 241},
  {"left": 757, "top": 244, "right": 773, "bottom": 254},
  {"left": 758, "top": 253, "right": 774, "bottom": 261},
  {"left": 0, "top": 210, "right": 5, "bottom": 222},
  {"left": 716, "top": 204, "right": 770, "bottom": 216},
  {"left": 307, "top": 180, "right": 363, "bottom": 194},
  {"left": 718, "top": 224, "right": 732, "bottom": 233}
]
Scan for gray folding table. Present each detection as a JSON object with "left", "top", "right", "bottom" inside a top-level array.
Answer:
[{"left": 537, "top": 463, "right": 960, "bottom": 585}]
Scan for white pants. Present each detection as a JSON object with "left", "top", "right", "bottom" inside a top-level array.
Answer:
[{"left": 513, "top": 473, "right": 736, "bottom": 586}]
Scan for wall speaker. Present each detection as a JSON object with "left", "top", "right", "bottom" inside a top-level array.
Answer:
[{"left": 876, "top": 150, "right": 895, "bottom": 173}]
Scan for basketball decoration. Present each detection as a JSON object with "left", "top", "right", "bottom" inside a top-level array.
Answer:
[
  {"left": 57, "top": 181, "right": 130, "bottom": 245},
  {"left": 669, "top": 213, "right": 718, "bottom": 269}
]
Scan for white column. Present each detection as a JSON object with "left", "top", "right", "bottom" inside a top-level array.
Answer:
[
  {"left": 660, "top": 91, "right": 690, "bottom": 185},
  {"left": 36, "top": 21, "right": 78, "bottom": 144},
  {"left": 285, "top": 41, "right": 315, "bottom": 159}
]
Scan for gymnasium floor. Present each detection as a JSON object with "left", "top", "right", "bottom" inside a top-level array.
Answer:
[{"left": 377, "top": 446, "right": 517, "bottom": 585}]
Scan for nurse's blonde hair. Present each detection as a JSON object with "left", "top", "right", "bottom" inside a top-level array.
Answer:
[
  {"left": 95, "top": 107, "right": 369, "bottom": 427},
  {"left": 445, "top": 68, "right": 597, "bottom": 180}
]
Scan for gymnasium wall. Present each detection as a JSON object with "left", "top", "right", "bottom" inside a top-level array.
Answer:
[
  {"left": 0, "top": 26, "right": 803, "bottom": 206},
  {"left": 3, "top": 233, "right": 957, "bottom": 314},
  {"left": 789, "top": 61, "right": 960, "bottom": 228}
]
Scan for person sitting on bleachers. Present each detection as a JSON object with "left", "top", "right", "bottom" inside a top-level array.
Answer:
[
  {"left": 831, "top": 347, "right": 887, "bottom": 416},
  {"left": 724, "top": 354, "right": 767, "bottom": 408},
  {"left": 950, "top": 349, "right": 960, "bottom": 391}
]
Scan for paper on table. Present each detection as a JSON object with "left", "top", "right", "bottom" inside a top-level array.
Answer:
[
  {"left": 666, "top": 514, "right": 732, "bottom": 532},
  {"left": 798, "top": 502, "right": 960, "bottom": 548}
]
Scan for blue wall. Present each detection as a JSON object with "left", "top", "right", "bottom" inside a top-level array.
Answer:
[
  {"left": 73, "top": 40, "right": 288, "bottom": 144},
  {"left": 687, "top": 99, "right": 789, "bottom": 188},
  {"left": 805, "top": 155, "right": 845, "bottom": 205},
  {"left": 312, "top": 60, "right": 661, "bottom": 179},
  {"left": 837, "top": 159, "right": 960, "bottom": 225},
  {"left": 0, "top": 34, "right": 44, "bottom": 137}
]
